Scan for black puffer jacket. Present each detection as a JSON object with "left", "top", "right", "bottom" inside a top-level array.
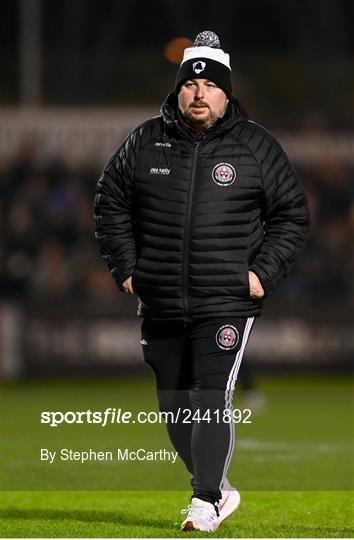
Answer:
[{"left": 94, "top": 93, "right": 310, "bottom": 321}]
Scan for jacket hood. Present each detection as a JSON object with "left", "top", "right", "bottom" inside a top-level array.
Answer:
[{"left": 160, "top": 91, "right": 248, "bottom": 139}]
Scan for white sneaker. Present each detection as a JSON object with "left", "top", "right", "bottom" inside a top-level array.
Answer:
[
  {"left": 218, "top": 479, "right": 241, "bottom": 523},
  {"left": 181, "top": 497, "right": 219, "bottom": 532}
]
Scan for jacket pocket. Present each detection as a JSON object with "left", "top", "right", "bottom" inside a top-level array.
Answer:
[
  {"left": 131, "top": 267, "right": 139, "bottom": 295},
  {"left": 240, "top": 263, "right": 251, "bottom": 298},
  {"left": 131, "top": 262, "right": 145, "bottom": 298}
]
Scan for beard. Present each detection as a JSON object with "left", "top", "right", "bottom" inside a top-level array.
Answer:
[{"left": 180, "top": 104, "right": 219, "bottom": 132}]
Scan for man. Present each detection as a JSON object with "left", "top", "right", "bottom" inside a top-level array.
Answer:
[{"left": 94, "top": 31, "right": 310, "bottom": 532}]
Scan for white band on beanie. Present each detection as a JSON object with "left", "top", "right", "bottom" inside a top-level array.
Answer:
[{"left": 181, "top": 46, "right": 231, "bottom": 71}]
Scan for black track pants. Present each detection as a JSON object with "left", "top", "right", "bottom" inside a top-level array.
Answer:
[{"left": 140, "top": 316, "right": 255, "bottom": 504}]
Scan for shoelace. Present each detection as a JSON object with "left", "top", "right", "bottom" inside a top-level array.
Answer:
[
  {"left": 180, "top": 504, "right": 191, "bottom": 515},
  {"left": 181, "top": 503, "right": 218, "bottom": 525}
]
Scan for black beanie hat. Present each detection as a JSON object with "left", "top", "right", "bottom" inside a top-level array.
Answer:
[{"left": 175, "top": 31, "right": 232, "bottom": 97}]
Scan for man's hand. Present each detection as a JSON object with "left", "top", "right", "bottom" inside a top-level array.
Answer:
[
  {"left": 248, "top": 271, "right": 265, "bottom": 299},
  {"left": 122, "top": 276, "right": 134, "bottom": 295}
]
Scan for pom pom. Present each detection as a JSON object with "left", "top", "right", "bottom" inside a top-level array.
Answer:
[{"left": 194, "top": 31, "right": 220, "bottom": 49}]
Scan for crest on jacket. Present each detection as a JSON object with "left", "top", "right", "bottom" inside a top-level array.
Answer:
[
  {"left": 216, "top": 324, "right": 239, "bottom": 350},
  {"left": 212, "top": 163, "right": 236, "bottom": 186}
]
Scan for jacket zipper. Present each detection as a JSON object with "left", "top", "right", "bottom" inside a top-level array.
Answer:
[{"left": 182, "top": 138, "right": 202, "bottom": 322}]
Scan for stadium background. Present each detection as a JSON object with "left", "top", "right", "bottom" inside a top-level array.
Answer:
[{"left": 0, "top": 1, "right": 353, "bottom": 538}]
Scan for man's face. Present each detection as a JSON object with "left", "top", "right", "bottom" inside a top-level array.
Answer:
[{"left": 178, "top": 79, "right": 228, "bottom": 132}]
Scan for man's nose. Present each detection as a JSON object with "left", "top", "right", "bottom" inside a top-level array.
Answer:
[{"left": 194, "top": 85, "right": 204, "bottom": 99}]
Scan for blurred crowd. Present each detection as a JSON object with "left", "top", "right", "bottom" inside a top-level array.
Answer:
[
  {"left": 1, "top": 140, "right": 353, "bottom": 310},
  {"left": 0, "top": 141, "right": 117, "bottom": 304}
]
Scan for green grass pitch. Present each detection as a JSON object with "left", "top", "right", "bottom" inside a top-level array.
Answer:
[
  {"left": 1, "top": 376, "right": 353, "bottom": 537},
  {"left": 1, "top": 490, "right": 353, "bottom": 538}
]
